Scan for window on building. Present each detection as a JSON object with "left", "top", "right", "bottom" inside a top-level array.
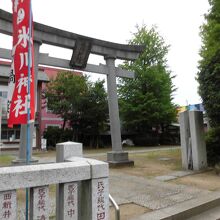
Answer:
[
  {"left": 0, "top": 91, "right": 7, "bottom": 98},
  {"left": 15, "top": 130, "right": 20, "bottom": 139},
  {"left": 0, "top": 86, "right": 8, "bottom": 117},
  {"left": 45, "top": 124, "right": 61, "bottom": 129},
  {"left": 1, "top": 125, "right": 21, "bottom": 141},
  {"left": 46, "top": 97, "right": 54, "bottom": 113},
  {"left": 1, "top": 130, "right": 8, "bottom": 140}
]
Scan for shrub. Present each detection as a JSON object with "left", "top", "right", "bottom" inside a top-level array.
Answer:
[
  {"left": 205, "top": 126, "right": 220, "bottom": 166},
  {"left": 43, "top": 127, "right": 73, "bottom": 149},
  {"left": 133, "top": 133, "right": 159, "bottom": 146}
]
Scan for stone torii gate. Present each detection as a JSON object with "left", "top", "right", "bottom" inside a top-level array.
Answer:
[{"left": 0, "top": 9, "right": 143, "bottom": 166}]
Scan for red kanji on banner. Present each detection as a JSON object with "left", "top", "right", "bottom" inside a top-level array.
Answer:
[{"left": 7, "top": 0, "right": 35, "bottom": 127}]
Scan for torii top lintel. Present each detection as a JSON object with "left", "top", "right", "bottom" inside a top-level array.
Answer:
[{"left": 0, "top": 9, "right": 144, "bottom": 69}]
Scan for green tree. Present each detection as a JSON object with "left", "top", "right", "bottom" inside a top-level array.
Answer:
[
  {"left": 198, "top": 0, "right": 220, "bottom": 165},
  {"left": 45, "top": 71, "right": 88, "bottom": 132},
  {"left": 81, "top": 80, "right": 108, "bottom": 147},
  {"left": 118, "top": 25, "right": 176, "bottom": 134},
  {"left": 198, "top": 0, "right": 220, "bottom": 127},
  {"left": 44, "top": 72, "right": 108, "bottom": 146}
]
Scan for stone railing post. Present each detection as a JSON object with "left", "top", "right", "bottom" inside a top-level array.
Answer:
[
  {"left": 30, "top": 185, "right": 49, "bottom": 220},
  {"left": 56, "top": 142, "right": 82, "bottom": 220},
  {"left": 78, "top": 159, "right": 109, "bottom": 220},
  {"left": 56, "top": 141, "right": 83, "bottom": 162},
  {"left": 56, "top": 141, "right": 109, "bottom": 220}
]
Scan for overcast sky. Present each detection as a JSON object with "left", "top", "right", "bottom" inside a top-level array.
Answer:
[{"left": 0, "top": 0, "right": 210, "bottom": 106}]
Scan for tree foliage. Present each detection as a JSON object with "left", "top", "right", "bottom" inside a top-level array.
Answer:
[
  {"left": 45, "top": 72, "right": 88, "bottom": 130},
  {"left": 44, "top": 72, "right": 108, "bottom": 146},
  {"left": 198, "top": 0, "right": 220, "bottom": 127},
  {"left": 199, "top": 0, "right": 220, "bottom": 66},
  {"left": 118, "top": 25, "right": 176, "bottom": 133},
  {"left": 69, "top": 79, "right": 109, "bottom": 146},
  {"left": 198, "top": 0, "right": 220, "bottom": 165}
]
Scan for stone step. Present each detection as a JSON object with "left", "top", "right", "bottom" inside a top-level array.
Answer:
[
  {"left": 187, "top": 206, "right": 220, "bottom": 220},
  {"left": 133, "top": 191, "right": 220, "bottom": 220}
]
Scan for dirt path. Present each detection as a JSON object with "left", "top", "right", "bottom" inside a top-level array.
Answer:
[{"left": 171, "top": 170, "right": 220, "bottom": 191}]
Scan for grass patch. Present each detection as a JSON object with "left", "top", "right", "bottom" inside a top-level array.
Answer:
[
  {"left": 0, "top": 155, "right": 14, "bottom": 166},
  {"left": 32, "top": 145, "right": 178, "bottom": 156},
  {"left": 112, "top": 148, "right": 182, "bottom": 178},
  {"left": 132, "top": 148, "right": 181, "bottom": 160},
  {"left": 17, "top": 189, "right": 26, "bottom": 204},
  {"left": 33, "top": 150, "right": 56, "bottom": 158}
]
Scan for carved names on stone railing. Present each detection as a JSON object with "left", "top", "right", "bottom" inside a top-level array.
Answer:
[{"left": 0, "top": 190, "right": 16, "bottom": 220}]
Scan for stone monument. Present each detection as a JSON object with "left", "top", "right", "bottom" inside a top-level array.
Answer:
[{"left": 179, "top": 110, "right": 207, "bottom": 170}]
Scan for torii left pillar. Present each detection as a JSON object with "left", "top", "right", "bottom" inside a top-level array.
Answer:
[
  {"left": 105, "top": 56, "right": 134, "bottom": 167},
  {"left": 13, "top": 40, "right": 41, "bottom": 164}
]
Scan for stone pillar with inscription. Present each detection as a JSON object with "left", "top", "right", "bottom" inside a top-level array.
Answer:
[
  {"left": 179, "top": 111, "right": 191, "bottom": 169},
  {"left": 56, "top": 142, "right": 82, "bottom": 220},
  {"left": 56, "top": 141, "right": 109, "bottom": 220},
  {"left": 92, "top": 178, "right": 109, "bottom": 220},
  {"left": 63, "top": 182, "right": 78, "bottom": 219},
  {"left": 189, "top": 110, "right": 207, "bottom": 170},
  {"left": 0, "top": 190, "right": 17, "bottom": 220},
  {"left": 80, "top": 158, "right": 109, "bottom": 220},
  {"left": 179, "top": 110, "right": 207, "bottom": 171},
  {"left": 105, "top": 56, "right": 134, "bottom": 167},
  {"left": 30, "top": 186, "right": 49, "bottom": 220}
]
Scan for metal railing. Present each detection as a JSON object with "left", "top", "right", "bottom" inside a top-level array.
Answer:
[{"left": 109, "top": 194, "right": 120, "bottom": 220}]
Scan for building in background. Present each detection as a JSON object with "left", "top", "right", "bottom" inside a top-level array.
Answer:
[
  {"left": 40, "top": 66, "right": 81, "bottom": 135},
  {"left": 177, "top": 103, "right": 209, "bottom": 131},
  {"left": 0, "top": 61, "right": 48, "bottom": 149},
  {"left": 177, "top": 103, "right": 205, "bottom": 116},
  {"left": 0, "top": 61, "right": 81, "bottom": 149}
]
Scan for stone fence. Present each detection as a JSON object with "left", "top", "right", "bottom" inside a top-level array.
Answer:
[{"left": 0, "top": 142, "right": 109, "bottom": 220}]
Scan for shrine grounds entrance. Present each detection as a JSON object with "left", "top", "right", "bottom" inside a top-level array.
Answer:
[{"left": 0, "top": 8, "right": 143, "bottom": 166}]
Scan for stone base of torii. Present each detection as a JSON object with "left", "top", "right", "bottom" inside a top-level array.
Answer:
[{"left": 107, "top": 152, "right": 134, "bottom": 167}]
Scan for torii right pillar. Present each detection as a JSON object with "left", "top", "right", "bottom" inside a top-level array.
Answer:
[{"left": 105, "top": 55, "right": 134, "bottom": 167}]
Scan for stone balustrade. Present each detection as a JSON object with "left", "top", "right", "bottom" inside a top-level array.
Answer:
[{"left": 0, "top": 142, "right": 109, "bottom": 220}]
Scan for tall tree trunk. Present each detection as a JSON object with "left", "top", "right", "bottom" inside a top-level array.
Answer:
[
  {"left": 62, "top": 119, "right": 66, "bottom": 130},
  {"left": 96, "top": 135, "right": 99, "bottom": 149}
]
